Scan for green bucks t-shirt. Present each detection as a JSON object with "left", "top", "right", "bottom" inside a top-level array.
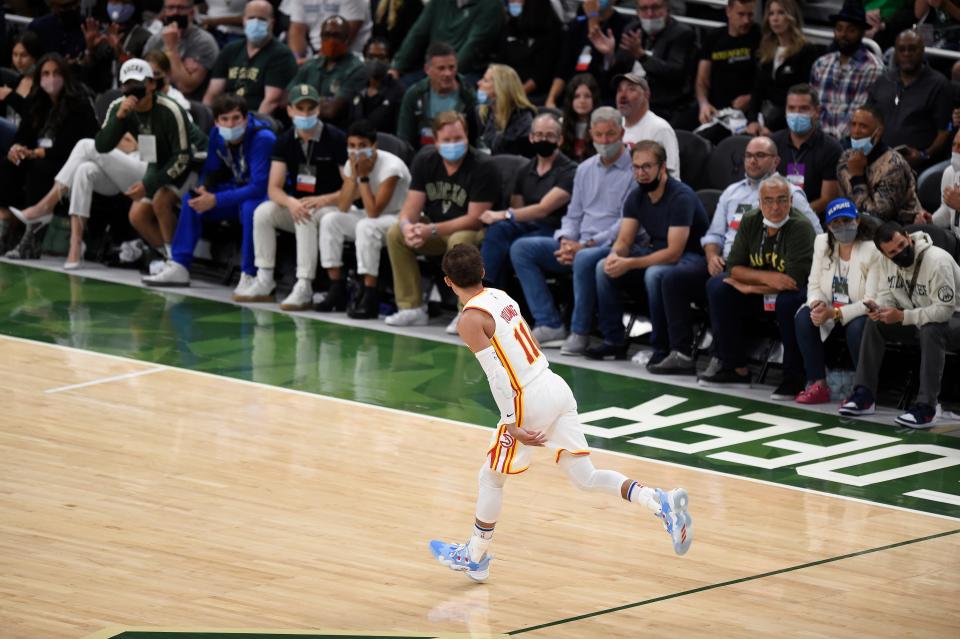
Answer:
[{"left": 211, "top": 37, "right": 297, "bottom": 111}]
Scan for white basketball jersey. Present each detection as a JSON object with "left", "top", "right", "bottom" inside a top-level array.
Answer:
[{"left": 463, "top": 288, "right": 548, "bottom": 391}]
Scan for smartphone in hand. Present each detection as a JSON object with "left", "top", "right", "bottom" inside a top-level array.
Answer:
[{"left": 864, "top": 299, "right": 879, "bottom": 312}]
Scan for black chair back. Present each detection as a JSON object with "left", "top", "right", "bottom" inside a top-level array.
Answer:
[
  {"left": 707, "top": 134, "right": 751, "bottom": 190},
  {"left": 677, "top": 130, "right": 712, "bottom": 191}
]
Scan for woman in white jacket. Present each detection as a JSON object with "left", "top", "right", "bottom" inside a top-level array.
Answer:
[
  {"left": 931, "top": 131, "right": 960, "bottom": 240},
  {"left": 793, "top": 198, "right": 881, "bottom": 404}
]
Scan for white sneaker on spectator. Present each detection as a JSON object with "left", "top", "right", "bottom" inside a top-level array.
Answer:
[
  {"left": 148, "top": 259, "right": 167, "bottom": 275},
  {"left": 232, "top": 273, "right": 256, "bottom": 298},
  {"left": 385, "top": 306, "right": 429, "bottom": 326},
  {"left": 532, "top": 324, "right": 567, "bottom": 348},
  {"left": 445, "top": 313, "right": 461, "bottom": 335},
  {"left": 280, "top": 279, "right": 313, "bottom": 311},
  {"left": 560, "top": 333, "right": 589, "bottom": 356},
  {"left": 142, "top": 261, "right": 190, "bottom": 287},
  {"left": 701, "top": 356, "right": 722, "bottom": 378},
  {"left": 233, "top": 272, "right": 275, "bottom": 302}
]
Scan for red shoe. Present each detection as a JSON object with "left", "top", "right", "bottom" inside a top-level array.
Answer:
[{"left": 795, "top": 381, "right": 830, "bottom": 404}]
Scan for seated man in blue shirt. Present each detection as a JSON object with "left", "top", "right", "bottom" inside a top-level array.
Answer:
[
  {"left": 589, "top": 140, "right": 710, "bottom": 370},
  {"left": 509, "top": 106, "right": 636, "bottom": 356},
  {"left": 144, "top": 93, "right": 275, "bottom": 290}
]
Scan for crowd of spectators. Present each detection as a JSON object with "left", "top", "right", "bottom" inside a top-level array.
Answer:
[{"left": 0, "top": 0, "right": 959, "bottom": 428}]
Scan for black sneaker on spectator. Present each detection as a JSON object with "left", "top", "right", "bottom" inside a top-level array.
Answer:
[
  {"left": 584, "top": 342, "right": 629, "bottom": 360},
  {"left": 770, "top": 376, "right": 806, "bottom": 401},
  {"left": 838, "top": 385, "right": 875, "bottom": 416},
  {"left": 698, "top": 368, "right": 752, "bottom": 388},
  {"left": 895, "top": 403, "right": 938, "bottom": 429},
  {"left": 648, "top": 351, "right": 695, "bottom": 375},
  {"left": 348, "top": 287, "right": 380, "bottom": 319}
]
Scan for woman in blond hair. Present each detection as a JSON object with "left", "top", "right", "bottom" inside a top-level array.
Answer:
[
  {"left": 745, "top": 0, "right": 819, "bottom": 136},
  {"left": 475, "top": 64, "right": 538, "bottom": 157}
]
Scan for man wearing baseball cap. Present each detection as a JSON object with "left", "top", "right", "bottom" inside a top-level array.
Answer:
[
  {"left": 613, "top": 72, "right": 679, "bottom": 178},
  {"left": 95, "top": 57, "right": 208, "bottom": 265},
  {"left": 239, "top": 84, "right": 347, "bottom": 310}
]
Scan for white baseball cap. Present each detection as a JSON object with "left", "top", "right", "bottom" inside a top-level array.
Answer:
[{"left": 119, "top": 58, "right": 154, "bottom": 84}]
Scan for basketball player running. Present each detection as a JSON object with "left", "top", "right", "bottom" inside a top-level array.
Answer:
[{"left": 429, "top": 245, "right": 692, "bottom": 582}]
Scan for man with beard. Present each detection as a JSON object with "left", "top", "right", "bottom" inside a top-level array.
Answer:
[{"left": 809, "top": 0, "right": 883, "bottom": 140}]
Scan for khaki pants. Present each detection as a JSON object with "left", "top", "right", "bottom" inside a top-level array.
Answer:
[{"left": 385, "top": 223, "right": 483, "bottom": 309}]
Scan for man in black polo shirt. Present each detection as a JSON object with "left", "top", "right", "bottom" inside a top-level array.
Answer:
[
  {"left": 695, "top": 0, "right": 760, "bottom": 140},
  {"left": 243, "top": 84, "right": 347, "bottom": 310},
  {"left": 478, "top": 113, "right": 576, "bottom": 288},
  {"left": 773, "top": 83, "right": 843, "bottom": 218},
  {"left": 385, "top": 111, "right": 499, "bottom": 329},
  {"left": 867, "top": 29, "right": 953, "bottom": 172},
  {"left": 203, "top": 0, "right": 297, "bottom": 117}
]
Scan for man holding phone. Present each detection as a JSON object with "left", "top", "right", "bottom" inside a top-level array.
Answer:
[
  {"left": 840, "top": 221, "right": 960, "bottom": 428},
  {"left": 95, "top": 58, "right": 208, "bottom": 267}
]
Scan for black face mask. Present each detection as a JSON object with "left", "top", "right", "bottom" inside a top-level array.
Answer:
[
  {"left": 531, "top": 140, "right": 558, "bottom": 158},
  {"left": 59, "top": 8, "right": 82, "bottom": 29},
  {"left": 154, "top": 76, "right": 166, "bottom": 91},
  {"left": 364, "top": 59, "right": 388, "bottom": 82},
  {"left": 891, "top": 244, "right": 916, "bottom": 268},
  {"left": 638, "top": 175, "right": 662, "bottom": 194},
  {"left": 123, "top": 83, "right": 147, "bottom": 100},
  {"left": 164, "top": 14, "right": 189, "bottom": 30}
]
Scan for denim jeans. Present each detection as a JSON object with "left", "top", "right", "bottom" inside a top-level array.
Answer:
[
  {"left": 794, "top": 307, "right": 867, "bottom": 382},
  {"left": 595, "top": 249, "right": 707, "bottom": 351},
  {"left": 705, "top": 273, "right": 806, "bottom": 378},
  {"left": 480, "top": 219, "right": 552, "bottom": 287},
  {"left": 509, "top": 236, "right": 609, "bottom": 334}
]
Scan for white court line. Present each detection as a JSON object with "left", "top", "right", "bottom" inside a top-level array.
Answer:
[
  {"left": 44, "top": 366, "right": 166, "bottom": 394},
  {"left": 4, "top": 333, "right": 959, "bottom": 523}
]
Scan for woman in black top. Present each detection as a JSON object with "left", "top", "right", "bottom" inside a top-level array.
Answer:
[
  {"left": 476, "top": 63, "right": 538, "bottom": 157},
  {"left": 559, "top": 73, "right": 599, "bottom": 164},
  {"left": 0, "top": 53, "right": 98, "bottom": 259},
  {"left": 745, "top": 0, "right": 819, "bottom": 135}
]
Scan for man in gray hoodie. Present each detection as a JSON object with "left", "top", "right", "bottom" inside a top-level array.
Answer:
[{"left": 839, "top": 222, "right": 960, "bottom": 428}]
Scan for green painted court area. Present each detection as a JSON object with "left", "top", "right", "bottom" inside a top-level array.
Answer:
[{"left": 2, "top": 261, "right": 958, "bottom": 519}]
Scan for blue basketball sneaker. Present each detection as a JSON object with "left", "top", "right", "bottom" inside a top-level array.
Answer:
[
  {"left": 428, "top": 540, "right": 492, "bottom": 582},
  {"left": 656, "top": 488, "right": 692, "bottom": 555}
]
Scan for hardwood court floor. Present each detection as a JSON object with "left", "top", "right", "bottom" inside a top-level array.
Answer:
[{"left": 1, "top": 337, "right": 958, "bottom": 639}]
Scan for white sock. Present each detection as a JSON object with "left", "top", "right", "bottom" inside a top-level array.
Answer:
[
  {"left": 163, "top": 244, "right": 172, "bottom": 259},
  {"left": 468, "top": 523, "right": 494, "bottom": 562},
  {"left": 258, "top": 268, "right": 274, "bottom": 282},
  {"left": 625, "top": 480, "right": 661, "bottom": 514}
]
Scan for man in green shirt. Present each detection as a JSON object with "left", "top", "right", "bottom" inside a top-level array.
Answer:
[
  {"left": 287, "top": 15, "right": 366, "bottom": 129},
  {"left": 204, "top": 0, "right": 297, "bottom": 117},
  {"left": 95, "top": 58, "right": 207, "bottom": 261}
]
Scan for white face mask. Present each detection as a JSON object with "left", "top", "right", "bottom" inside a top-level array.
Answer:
[
  {"left": 763, "top": 216, "right": 789, "bottom": 229},
  {"left": 952, "top": 151, "right": 960, "bottom": 173},
  {"left": 641, "top": 16, "right": 666, "bottom": 34}
]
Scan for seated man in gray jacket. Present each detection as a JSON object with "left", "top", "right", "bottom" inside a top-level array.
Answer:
[{"left": 839, "top": 222, "right": 960, "bottom": 428}]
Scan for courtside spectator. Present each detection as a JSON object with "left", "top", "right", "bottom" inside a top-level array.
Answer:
[
  {"left": 837, "top": 105, "right": 923, "bottom": 225},
  {"left": 932, "top": 130, "right": 960, "bottom": 241},
  {"left": 390, "top": 0, "right": 503, "bottom": 81},
  {"left": 590, "top": 141, "right": 709, "bottom": 370},
  {"left": 348, "top": 38, "right": 404, "bottom": 136},
  {"left": 867, "top": 29, "right": 952, "bottom": 172},
  {"left": 559, "top": 73, "right": 600, "bottom": 163},
  {"left": 475, "top": 64, "right": 537, "bottom": 157},
  {"left": 204, "top": 1, "right": 297, "bottom": 116},
  {"left": 143, "top": 94, "right": 275, "bottom": 291},
  {"left": 699, "top": 174, "right": 815, "bottom": 399},
  {"left": 287, "top": 16, "right": 366, "bottom": 129},
  {"left": 143, "top": 0, "right": 220, "bottom": 101},
  {"left": 772, "top": 84, "right": 843, "bottom": 216},
  {"left": 510, "top": 106, "right": 635, "bottom": 355},
  {"left": 745, "top": 0, "right": 818, "bottom": 135},
  {"left": 615, "top": 73, "right": 679, "bottom": 178},
  {"left": 385, "top": 111, "right": 498, "bottom": 330},
  {"left": 840, "top": 222, "right": 960, "bottom": 428},
  {"left": 0, "top": 53, "right": 97, "bottom": 260},
  {"left": 396, "top": 43, "right": 477, "bottom": 150},
  {"left": 793, "top": 198, "right": 880, "bottom": 404},
  {"left": 809, "top": 0, "right": 883, "bottom": 140},
  {"left": 317, "top": 120, "right": 411, "bottom": 317},
  {"left": 479, "top": 113, "right": 576, "bottom": 287},
  {"left": 244, "top": 84, "right": 346, "bottom": 310},
  {"left": 285, "top": 0, "right": 373, "bottom": 61}
]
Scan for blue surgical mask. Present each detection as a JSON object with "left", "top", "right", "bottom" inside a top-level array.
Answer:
[
  {"left": 786, "top": 113, "right": 813, "bottom": 135},
  {"left": 245, "top": 18, "right": 270, "bottom": 44},
  {"left": 598, "top": 0, "right": 610, "bottom": 9},
  {"left": 508, "top": 2, "right": 523, "bottom": 17},
  {"left": 476, "top": 89, "right": 488, "bottom": 105},
  {"left": 218, "top": 124, "right": 245, "bottom": 143},
  {"left": 349, "top": 148, "right": 374, "bottom": 160},
  {"left": 850, "top": 135, "right": 874, "bottom": 156},
  {"left": 107, "top": 2, "right": 135, "bottom": 23},
  {"left": 438, "top": 141, "right": 467, "bottom": 162},
  {"left": 293, "top": 114, "right": 319, "bottom": 131}
]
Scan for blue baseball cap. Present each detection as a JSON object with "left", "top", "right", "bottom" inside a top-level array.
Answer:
[{"left": 825, "top": 198, "right": 859, "bottom": 224}]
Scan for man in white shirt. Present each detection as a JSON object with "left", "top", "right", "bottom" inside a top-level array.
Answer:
[
  {"left": 283, "top": 0, "right": 373, "bottom": 61},
  {"left": 615, "top": 72, "right": 679, "bottom": 179}
]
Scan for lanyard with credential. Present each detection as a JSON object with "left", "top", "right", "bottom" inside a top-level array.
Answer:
[{"left": 217, "top": 144, "right": 248, "bottom": 185}]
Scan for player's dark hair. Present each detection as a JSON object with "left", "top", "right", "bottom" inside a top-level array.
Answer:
[
  {"left": 347, "top": 119, "right": 378, "bottom": 143},
  {"left": 442, "top": 244, "right": 484, "bottom": 288},
  {"left": 212, "top": 93, "right": 248, "bottom": 118}
]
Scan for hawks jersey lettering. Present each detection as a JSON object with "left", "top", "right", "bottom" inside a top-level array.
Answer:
[{"left": 464, "top": 288, "right": 548, "bottom": 390}]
